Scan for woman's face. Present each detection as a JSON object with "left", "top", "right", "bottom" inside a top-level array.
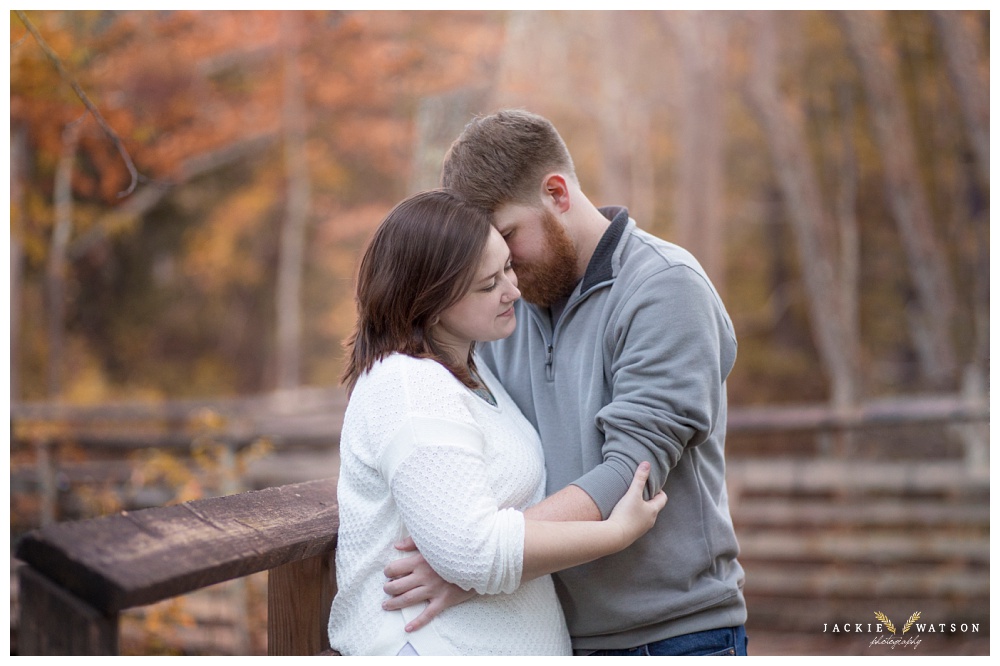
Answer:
[{"left": 432, "top": 227, "right": 520, "bottom": 361}]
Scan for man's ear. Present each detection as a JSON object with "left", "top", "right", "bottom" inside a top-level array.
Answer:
[{"left": 541, "top": 174, "right": 571, "bottom": 213}]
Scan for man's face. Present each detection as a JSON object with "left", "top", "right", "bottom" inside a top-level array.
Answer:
[{"left": 492, "top": 203, "right": 578, "bottom": 307}]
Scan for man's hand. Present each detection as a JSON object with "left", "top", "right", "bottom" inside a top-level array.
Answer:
[{"left": 382, "top": 537, "right": 477, "bottom": 632}]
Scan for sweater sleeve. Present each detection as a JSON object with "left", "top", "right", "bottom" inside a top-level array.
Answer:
[
  {"left": 386, "top": 415, "right": 525, "bottom": 595},
  {"left": 573, "top": 264, "right": 737, "bottom": 518}
]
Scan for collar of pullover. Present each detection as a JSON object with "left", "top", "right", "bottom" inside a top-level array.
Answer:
[{"left": 580, "top": 206, "right": 630, "bottom": 293}]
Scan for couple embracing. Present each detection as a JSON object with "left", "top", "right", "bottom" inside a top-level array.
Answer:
[{"left": 327, "top": 110, "right": 747, "bottom": 656}]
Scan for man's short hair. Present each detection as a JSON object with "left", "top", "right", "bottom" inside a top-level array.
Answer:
[{"left": 441, "top": 109, "right": 576, "bottom": 212}]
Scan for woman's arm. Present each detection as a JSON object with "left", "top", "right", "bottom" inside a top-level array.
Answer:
[
  {"left": 521, "top": 461, "right": 665, "bottom": 581},
  {"left": 383, "top": 463, "right": 666, "bottom": 631}
]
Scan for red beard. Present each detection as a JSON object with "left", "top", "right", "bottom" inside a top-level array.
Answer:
[{"left": 515, "top": 209, "right": 579, "bottom": 307}]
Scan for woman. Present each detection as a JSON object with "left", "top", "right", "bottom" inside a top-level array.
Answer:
[{"left": 327, "top": 189, "right": 666, "bottom": 656}]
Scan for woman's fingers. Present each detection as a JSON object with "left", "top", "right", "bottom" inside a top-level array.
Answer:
[
  {"left": 629, "top": 461, "right": 651, "bottom": 494},
  {"left": 402, "top": 598, "right": 443, "bottom": 632},
  {"left": 402, "top": 586, "right": 478, "bottom": 632},
  {"left": 383, "top": 552, "right": 425, "bottom": 580},
  {"left": 382, "top": 584, "right": 430, "bottom": 611},
  {"left": 383, "top": 573, "right": 424, "bottom": 597}
]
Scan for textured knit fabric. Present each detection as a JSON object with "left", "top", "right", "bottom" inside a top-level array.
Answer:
[
  {"left": 327, "top": 353, "right": 571, "bottom": 656},
  {"left": 478, "top": 207, "right": 747, "bottom": 651}
]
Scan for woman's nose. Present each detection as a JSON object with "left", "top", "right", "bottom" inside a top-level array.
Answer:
[{"left": 503, "top": 272, "right": 521, "bottom": 302}]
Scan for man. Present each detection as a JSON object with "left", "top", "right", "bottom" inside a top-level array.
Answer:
[{"left": 385, "top": 109, "right": 747, "bottom": 655}]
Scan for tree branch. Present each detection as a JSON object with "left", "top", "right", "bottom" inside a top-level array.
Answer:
[{"left": 15, "top": 10, "right": 142, "bottom": 198}]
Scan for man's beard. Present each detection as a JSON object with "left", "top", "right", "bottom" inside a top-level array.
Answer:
[{"left": 515, "top": 209, "right": 579, "bottom": 307}]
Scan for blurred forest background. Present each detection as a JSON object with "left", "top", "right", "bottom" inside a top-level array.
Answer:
[{"left": 8, "top": 9, "right": 990, "bottom": 656}]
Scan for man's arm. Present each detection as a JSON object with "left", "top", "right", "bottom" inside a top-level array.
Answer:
[{"left": 573, "top": 263, "right": 738, "bottom": 517}]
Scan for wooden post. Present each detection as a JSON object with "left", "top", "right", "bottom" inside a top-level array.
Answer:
[
  {"left": 18, "top": 566, "right": 119, "bottom": 655},
  {"left": 267, "top": 552, "right": 337, "bottom": 655},
  {"left": 957, "top": 365, "right": 989, "bottom": 475},
  {"left": 219, "top": 443, "right": 251, "bottom": 654},
  {"left": 16, "top": 478, "right": 339, "bottom": 654},
  {"left": 36, "top": 439, "right": 56, "bottom": 526}
]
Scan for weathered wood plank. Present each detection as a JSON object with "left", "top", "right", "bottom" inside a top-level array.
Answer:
[
  {"left": 11, "top": 386, "right": 348, "bottom": 422},
  {"left": 726, "top": 394, "right": 987, "bottom": 433},
  {"left": 737, "top": 531, "right": 989, "bottom": 564},
  {"left": 15, "top": 479, "right": 339, "bottom": 614},
  {"left": 731, "top": 498, "right": 990, "bottom": 528},
  {"left": 18, "top": 565, "right": 120, "bottom": 655},
  {"left": 742, "top": 564, "right": 990, "bottom": 598},
  {"left": 727, "top": 460, "right": 989, "bottom": 495},
  {"left": 11, "top": 392, "right": 985, "bottom": 450},
  {"left": 10, "top": 387, "right": 348, "bottom": 449},
  {"left": 268, "top": 552, "right": 337, "bottom": 655}
]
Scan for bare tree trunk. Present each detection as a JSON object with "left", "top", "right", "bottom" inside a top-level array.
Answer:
[
  {"left": 410, "top": 88, "right": 489, "bottom": 193},
  {"left": 628, "top": 103, "right": 656, "bottom": 228},
  {"left": 745, "top": 11, "right": 859, "bottom": 408},
  {"left": 597, "top": 13, "right": 632, "bottom": 209},
  {"left": 839, "top": 10, "right": 958, "bottom": 387},
  {"left": 275, "top": 13, "right": 311, "bottom": 391},
  {"left": 11, "top": 123, "right": 28, "bottom": 401},
  {"left": 664, "top": 11, "right": 729, "bottom": 289},
  {"left": 39, "top": 119, "right": 82, "bottom": 527},
  {"left": 930, "top": 10, "right": 989, "bottom": 190},
  {"left": 46, "top": 119, "right": 83, "bottom": 398},
  {"left": 834, "top": 84, "right": 861, "bottom": 410},
  {"left": 595, "top": 12, "right": 656, "bottom": 226},
  {"left": 930, "top": 10, "right": 990, "bottom": 391},
  {"left": 491, "top": 11, "right": 549, "bottom": 110}
]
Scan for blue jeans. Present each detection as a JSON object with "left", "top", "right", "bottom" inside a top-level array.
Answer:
[{"left": 587, "top": 625, "right": 748, "bottom": 656}]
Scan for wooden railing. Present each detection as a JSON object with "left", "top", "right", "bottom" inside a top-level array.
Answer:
[
  {"left": 15, "top": 479, "right": 339, "bottom": 656},
  {"left": 11, "top": 388, "right": 989, "bottom": 654}
]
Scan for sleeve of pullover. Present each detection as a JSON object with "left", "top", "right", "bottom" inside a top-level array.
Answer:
[{"left": 574, "top": 264, "right": 738, "bottom": 518}]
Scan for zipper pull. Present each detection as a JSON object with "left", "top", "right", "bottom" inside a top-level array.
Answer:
[{"left": 545, "top": 344, "right": 554, "bottom": 380}]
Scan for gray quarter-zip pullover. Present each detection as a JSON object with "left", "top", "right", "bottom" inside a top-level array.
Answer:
[{"left": 478, "top": 207, "right": 747, "bottom": 650}]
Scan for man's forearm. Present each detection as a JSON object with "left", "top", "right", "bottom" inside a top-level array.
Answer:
[{"left": 523, "top": 483, "right": 602, "bottom": 522}]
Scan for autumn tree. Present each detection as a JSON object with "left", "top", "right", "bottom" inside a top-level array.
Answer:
[
  {"left": 839, "top": 10, "right": 960, "bottom": 388},
  {"left": 10, "top": 10, "right": 504, "bottom": 401}
]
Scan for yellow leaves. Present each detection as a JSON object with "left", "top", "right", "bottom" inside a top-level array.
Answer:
[
  {"left": 181, "top": 185, "right": 279, "bottom": 292},
  {"left": 121, "top": 596, "right": 196, "bottom": 656},
  {"left": 61, "top": 367, "right": 111, "bottom": 404},
  {"left": 132, "top": 435, "right": 275, "bottom": 507},
  {"left": 190, "top": 407, "right": 227, "bottom": 432}
]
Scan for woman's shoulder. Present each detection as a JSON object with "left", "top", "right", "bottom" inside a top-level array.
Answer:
[
  {"left": 363, "top": 352, "right": 454, "bottom": 385},
  {"left": 353, "top": 353, "right": 465, "bottom": 406}
]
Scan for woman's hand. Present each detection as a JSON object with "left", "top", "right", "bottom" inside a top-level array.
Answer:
[
  {"left": 606, "top": 462, "right": 668, "bottom": 549},
  {"left": 382, "top": 538, "right": 477, "bottom": 632}
]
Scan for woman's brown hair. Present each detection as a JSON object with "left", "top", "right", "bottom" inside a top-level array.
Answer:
[{"left": 340, "top": 189, "right": 493, "bottom": 393}]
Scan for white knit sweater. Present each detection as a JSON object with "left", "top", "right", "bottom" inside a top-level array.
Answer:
[{"left": 327, "top": 353, "right": 572, "bottom": 655}]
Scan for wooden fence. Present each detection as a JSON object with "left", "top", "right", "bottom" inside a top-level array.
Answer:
[{"left": 10, "top": 388, "right": 989, "bottom": 654}]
